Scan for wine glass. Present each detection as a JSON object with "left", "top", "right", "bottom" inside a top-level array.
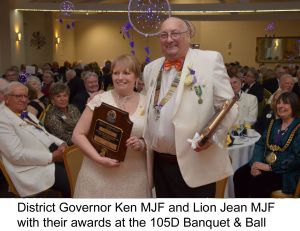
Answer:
[{"left": 236, "top": 120, "right": 245, "bottom": 137}]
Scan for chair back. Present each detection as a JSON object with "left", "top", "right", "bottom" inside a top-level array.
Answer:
[
  {"left": 215, "top": 156, "right": 232, "bottom": 198},
  {"left": 0, "top": 158, "right": 19, "bottom": 197},
  {"left": 293, "top": 177, "right": 300, "bottom": 198},
  {"left": 215, "top": 177, "right": 228, "bottom": 198},
  {"left": 63, "top": 145, "right": 84, "bottom": 197},
  {"left": 271, "top": 177, "right": 300, "bottom": 198}
]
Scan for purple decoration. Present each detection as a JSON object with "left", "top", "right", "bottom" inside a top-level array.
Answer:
[
  {"left": 59, "top": 1, "right": 75, "bottom": 30},
  {"left": 129, "top": 41, "right": 135, "bottom": 48},
  {"left": 19, "top": 72, "right": 29, "bottom": 84},
  {"left": 124, "top": 22, "right": 132, "bottom": 30},
  {"left": 145, "top": 57, "right": 151, "bottom": 63},
  {"left": 20, "top": 111, "right": 29, "bottom": 120},
  {"left": 265, "top": 22, "right": 275, "bottom": 32},
  {"left": 144, "top": 46, "right": 150, "bottom": 54},
  {"left": 131, "top": 50, "right": 135, "bottom": 55},
  {"left": 128, "top": 0, "right": 171, "bottom": 37},
  {"left": 60, "top": 1, "right": 75, "bottom": 17},
  {"left": 121, "top": 22, "right": 132, "bottom": 39}
]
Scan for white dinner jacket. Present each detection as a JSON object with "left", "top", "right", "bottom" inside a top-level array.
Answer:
[
  {"left": 143, "top": 48, "right": 238, "bottom": 188},
  {"left": 236, "top": 91, "right": 258, "bottom": 125},
  {"left": 0, "top": 105, "right": 64, "bottom": 197}
]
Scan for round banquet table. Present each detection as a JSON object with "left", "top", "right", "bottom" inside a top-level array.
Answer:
[{"left": 225, "top": 131, "right": 261, "bottom": 198}]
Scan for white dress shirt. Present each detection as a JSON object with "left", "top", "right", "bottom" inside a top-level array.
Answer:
[{"left": 147, "top": 67, "right": 178, "bottom": 155}]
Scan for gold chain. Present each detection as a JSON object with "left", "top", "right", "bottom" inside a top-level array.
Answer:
[{"left": 266, "top": 119, "right": 300, "bottom": 152}]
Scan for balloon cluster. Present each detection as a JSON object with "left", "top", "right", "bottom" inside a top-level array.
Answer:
[
  {"left": 59, "top": 0, "right": 75, "bottom": 29},
  {"left": 120, "top": 22, "right": 151, "bottom": 63}
]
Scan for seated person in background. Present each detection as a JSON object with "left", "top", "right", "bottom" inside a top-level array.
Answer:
[
  {"left": 263, "top": 66, "right": 287, "bottom": 94},
  {"left": 71, "top": 71, "right": 101, "bottom": 113},
  {"left": 134, "top": 78, "right": 145, "bottom": 94},
  {"left": 234, "top": 92, "right": 300, "bottom": 198},
  {"left": 102, "top": 60, "right": 113, "bottom": 91},
  {"left": 267, "top": 74, "right": 294, "bottom": 104},
  {"left": 230, "top": 76, "right": 258, "bottom": 126},
  {"left": 292, "top": 69, "right": 300, "bottom": 99},
  {"left": 26, "top": 84, "right": 45, "bottom": 118},
  {"left": 0, "top": 78, "right": 9, "bottom": 107},
  {"left": 66, "top": 69, "right": 85, "bottom": 103},
  {"left": 255, "top": 89, "right": 283, "bottom": 134},
  {"left": 27, "top": 75, "right": 50, "bottom": 109},
  {"left": 242, "top": 67, "right": 264, "bottom": 103},
  {"left": 41, "top": 70, "right": 55, "bottom": 98},
  {"left": 3, "top": 67, "right": 19, "bottom": 82},
  {"left": 0, "top": 82, "right": 70, "bottom": 197},
  {"left": 44, "top": 83, "right": 81, "bottom": 146}
]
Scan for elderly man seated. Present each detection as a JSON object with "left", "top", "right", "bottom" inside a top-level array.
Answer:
[
  {"left": 267, "top": 74, "right": 294, "bottom": 104},
  {"left": 71, "top": 71, "right": 101, "bottom": 112},
  {"left": 0, "top": 82, "right": 70, "bottom": 197},
  {"left": 230, "top": 76, "right": 258, "bottom": 126}
]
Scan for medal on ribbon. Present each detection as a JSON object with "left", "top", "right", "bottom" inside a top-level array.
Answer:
[
  {"left": 194, "top": 85, "right": 203, "bottom": 104},
  {"left": 265, "top": 152, "right": 277, "bottom": 165}
]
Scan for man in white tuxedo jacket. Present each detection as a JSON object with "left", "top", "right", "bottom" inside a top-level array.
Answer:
[
  {"left": 230, "top": 76, "right": 258, "bottom": 125},
  {"left": 0, "top": 82, "right": 70, "bottom": 197},
  {"left": 143, "top": 17, "right": 238, "bottom": 197}
]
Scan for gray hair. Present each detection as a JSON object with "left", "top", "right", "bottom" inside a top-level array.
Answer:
[
  {"left": 27, "top": 75, "right": 42, "bottom": 88},
  {"left": 184, "top": 20, "right": 195, "bottom": 38},
  {"left": 0, "top": 78, "right": 9, "bottom": 94},
  {"left": 247, "top": 67, "right": 259, "bottom": 80},
  {"left": 66, "top": 69, "right": 76, "bottom": 77},
  {"left": 280, "top": 74, "right": 293, "bottom": 84},
  {"left": 82, "top": 71, "right": 98, "bottom": 81},
  {"left": 3, "top": 81, "right": 28, "bottom": 96}
]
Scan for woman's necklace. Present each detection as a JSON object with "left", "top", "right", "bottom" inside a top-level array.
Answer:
[{"left": 114, "top": 91, "right": 135, "bottom": 110}]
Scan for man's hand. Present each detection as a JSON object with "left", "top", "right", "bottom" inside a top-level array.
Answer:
[
  {"left": 58, "top": 143, "right": 67, "bottom": 153},
  {"left": 194, "top": 139, "right": 213, "bottom": 152},
  {"left": 52, "top": 149, "right": 64, "bottom": 162}
]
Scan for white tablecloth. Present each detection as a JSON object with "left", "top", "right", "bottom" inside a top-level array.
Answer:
[{"left": 225, "top": 131, "right": 261, "bottom": 198}]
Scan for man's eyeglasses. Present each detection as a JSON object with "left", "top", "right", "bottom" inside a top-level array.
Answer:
[
  {"left": 8, "top": 94, "right": 28, "bottom": 99},
  {"left": 159, "top": 30, "right": 189, "bottom": 40}
]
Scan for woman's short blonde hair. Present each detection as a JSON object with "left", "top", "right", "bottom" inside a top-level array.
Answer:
[{"left": 111, "top": 54, "right": 141, "bottom": 79}]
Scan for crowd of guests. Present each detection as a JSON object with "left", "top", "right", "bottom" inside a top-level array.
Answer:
[
  {"left": 226, "top": 62, "right": 300, "bottom": 197},
  {"left": 0, "top": 57, "right": 147, "bottom": 197},
  {"left": 1, "top": 23, "right": 300, "bottom": 198}
]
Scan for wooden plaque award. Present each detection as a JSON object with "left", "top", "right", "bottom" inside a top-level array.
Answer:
[
  {"left": 87, "top": 102, "right": 133, "bottom": 161},
  {"left": 198, "top": 96, "right": 238, "bottom": 145}
]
